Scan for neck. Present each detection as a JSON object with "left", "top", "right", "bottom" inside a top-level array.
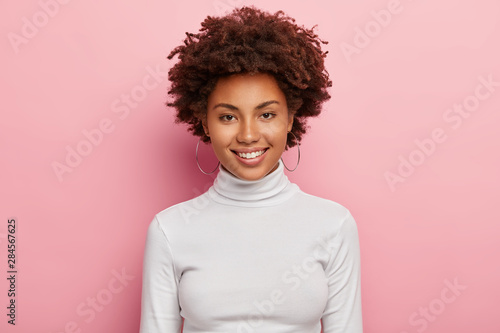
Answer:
[{"left": 207, "top": 159, "right": 299, "bottom": 207}]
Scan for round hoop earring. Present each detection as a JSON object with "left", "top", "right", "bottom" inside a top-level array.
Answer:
[
  {"left": 196, "top": 137, "right": 220, "bottom": 175},
  {"left": 281, "top": 131, "right": 300, "bottom": 172}
]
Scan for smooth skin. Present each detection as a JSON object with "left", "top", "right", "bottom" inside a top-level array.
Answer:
[{"left": 203, "top": 72, "right": 294, "bottom": 181}]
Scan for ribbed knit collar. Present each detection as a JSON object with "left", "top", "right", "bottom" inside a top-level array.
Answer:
[{"left": 207, "top": 160, "right": 298, "bottom": 207}]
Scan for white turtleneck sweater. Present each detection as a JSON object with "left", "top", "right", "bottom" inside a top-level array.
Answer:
[{"left": 140, "top": 160, "right": 362, "bottom": 333}]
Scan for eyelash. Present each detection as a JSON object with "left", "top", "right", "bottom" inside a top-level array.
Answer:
[
  {"left": 261, "top": 112, "right": 276, "bottom": 119},
  {"left": 219, "top": 115, "right": 235, "bottom": 122},
  {"left": 219, "top": 113, "right": 276, "bottom": 122}
]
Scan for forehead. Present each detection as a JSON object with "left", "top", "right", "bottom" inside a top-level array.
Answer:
[{"left": 208, "top": 72, "right": 286, "bottom": 105}]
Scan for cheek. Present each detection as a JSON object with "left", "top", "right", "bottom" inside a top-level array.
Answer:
[
  {"left": 262, "top": 121, "right": 289, "bottom": 144},
  {"left": 209, "top": 125, "right": 233, "bottom": 149}
]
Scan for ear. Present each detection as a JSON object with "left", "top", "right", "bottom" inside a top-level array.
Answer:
[{"left": 201, "top": 116, "right": 209, "bottom": 137}]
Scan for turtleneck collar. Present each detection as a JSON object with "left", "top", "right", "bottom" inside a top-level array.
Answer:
[{"left": 207, "top": 159, "right": 299, "bottom": 207}]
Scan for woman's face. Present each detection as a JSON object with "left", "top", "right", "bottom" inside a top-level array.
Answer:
[{"left": 203, "top": 72, "right": 293, "bottom": 181}]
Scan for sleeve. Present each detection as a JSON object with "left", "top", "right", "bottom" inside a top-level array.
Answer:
[
  {"left": 321, "top": 211, "right": 363, "bottom": 333},
  {"left": 140, "top": 216, "right": 183, "bottom": 333}
]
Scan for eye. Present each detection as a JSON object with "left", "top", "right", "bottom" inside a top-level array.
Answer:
[
  {"left": 261, "top": 112, "right": 275, "bottom": 119},
  {"left": 220, "top": 114, "right": 235, "bottom": 122}
]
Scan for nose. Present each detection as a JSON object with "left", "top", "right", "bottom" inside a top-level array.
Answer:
[{"left": 236, "top": 119, "right": 260, "bottom": 144}]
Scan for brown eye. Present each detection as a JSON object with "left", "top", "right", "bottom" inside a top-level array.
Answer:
[
  {"left": 220, "top": 115, "right": 235, "bottom": 121},
  {"left": 261, "top": 113, "right": 275, "bottom": 119}
]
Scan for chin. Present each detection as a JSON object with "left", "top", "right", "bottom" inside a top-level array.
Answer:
[
  {"left": 230, "top": 163, "right": 279, "bottom": 181},
  {"left": 237, "top": 172, "right": 266, "bottom": 181}
]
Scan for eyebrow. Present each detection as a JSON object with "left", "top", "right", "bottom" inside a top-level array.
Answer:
[{"left": 212, "top": 100, "right": 280, "bottom": 111}]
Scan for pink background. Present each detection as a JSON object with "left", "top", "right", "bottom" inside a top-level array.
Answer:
[{"left": 1, "top": 0, "right": 499, "bottom": 332}]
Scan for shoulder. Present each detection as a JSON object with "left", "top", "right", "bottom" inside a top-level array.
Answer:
[
  {"left": 292, "top": 189, "right": 360, "bottom": 245},
  {"left": 289, "top": 188, "right": 358, "bottom": 236},
  {"left": 293, "top": 188, "right": 352, "bottom": 218},
  {"left": 152, "top": 191, "right": 211, "bottom": 229}
]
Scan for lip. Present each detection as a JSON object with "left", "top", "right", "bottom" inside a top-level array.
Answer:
[{"left": 231, "top": 148, "right": 269, "bottom": 166}]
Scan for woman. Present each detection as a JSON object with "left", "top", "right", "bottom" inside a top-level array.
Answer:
[{"left": 140, "top": 6, "right": 362, "bottom": 332}]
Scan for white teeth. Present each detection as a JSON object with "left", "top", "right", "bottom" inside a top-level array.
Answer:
[{"left": 237, "top": 150, "right": 265, "bottom": 159}]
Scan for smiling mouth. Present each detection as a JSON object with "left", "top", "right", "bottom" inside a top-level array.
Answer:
[{"left": 232, "top": 148, "right": 268, "bottom": 159}]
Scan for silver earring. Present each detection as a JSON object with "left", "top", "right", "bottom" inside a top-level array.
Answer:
[
  {"left": 196, "top": 137, "right": 220, "bottom": 175},
  {"left": 281, "top": 131, "right": 300, "bottom": 172}
]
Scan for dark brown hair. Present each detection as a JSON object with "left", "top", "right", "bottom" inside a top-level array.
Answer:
[{"left": 167, "top": 6, "right": 332, "bottom": 147}]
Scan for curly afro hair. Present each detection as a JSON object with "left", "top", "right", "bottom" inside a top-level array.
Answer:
[{"left": 166, "top": 6, "right": 332, "bottom": 148}]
